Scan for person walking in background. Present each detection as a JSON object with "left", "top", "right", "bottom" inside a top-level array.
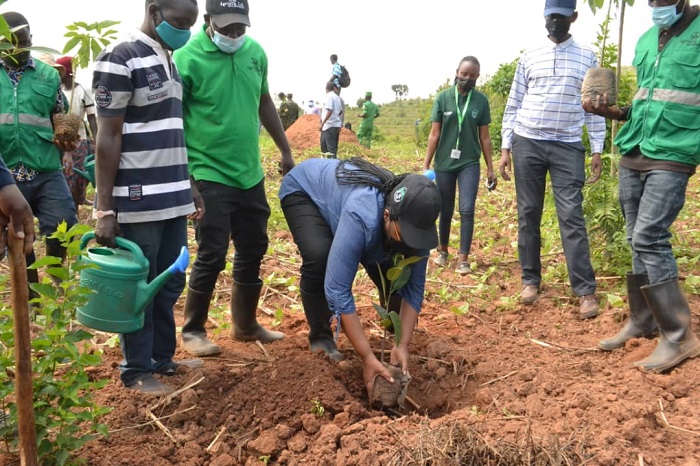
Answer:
[
  {"left": 320, "top": 81, "right": 342, "bottom": 158},
  {"left": 174, "top": 0, "right": 294, "bottom": 357},
  {"left": 583, "top": 0, "right": 700, "bottom": 372},
  {"left": 423, "top": 56, "right": 495, "bottom": 276},
  {"left": 0, "top": 12, "right": 78, "bottom": 293},
  {"left": 286, "top": 93, "right": 300, "bottom": 128},
  {"left": 279, "top": 157, "right": 441, "bottom": 397},
  {"left": 357, "top": 91, "right": 380, "bottom": 148},
  {"left": 277, "top": 91, "right": 291, "bottom": 130},
  {"left": 56, "top": 55, "right": 98, "bottom": 211},
  {"left": 92, "top": 0, "right": 204, "bottom": 396},
  {"left": 499, "top": 0, "right": 605, "bottom": 319}
]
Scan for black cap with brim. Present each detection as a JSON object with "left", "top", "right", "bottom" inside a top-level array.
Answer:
[
  {"left": 389, "top": 174, "right": 441, "bottom": 250},
  {"left": 211, "top": 14, "right": 250, "bottom": 28}
]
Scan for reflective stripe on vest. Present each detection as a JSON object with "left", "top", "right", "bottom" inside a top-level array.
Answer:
[
  {"left": 0, "top": 113, "right": 53, "bottom": 127},
  {"left": 634, "top": 87, "right": 700, "bottom": 107}
]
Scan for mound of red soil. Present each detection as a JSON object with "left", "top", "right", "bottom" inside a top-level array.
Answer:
[{"left": 285, "top": 114, "right": 359, "bottom": 152}]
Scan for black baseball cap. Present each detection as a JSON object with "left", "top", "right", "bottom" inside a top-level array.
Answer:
[
  {"left": 387, "top": 175, "right": 441, "bottom": 250},
  {"left": 207, "top": 0, "right": 251, "bottom": 28}
]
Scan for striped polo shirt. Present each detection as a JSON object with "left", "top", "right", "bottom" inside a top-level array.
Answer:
[
  {"left": 92, "top": 29, "right": 194, "bottom": 223},
  {"left": 501, "top": 36, "right": 606, "bottom": 153}
]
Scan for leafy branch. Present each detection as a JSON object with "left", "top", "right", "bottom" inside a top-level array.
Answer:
[{"left": 373, "top": 254, "right": 424, "bottom": 362}]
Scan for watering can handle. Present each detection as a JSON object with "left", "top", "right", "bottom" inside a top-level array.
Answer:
[
  {"left": 167, "top": 246, "right": 190, "bottom": 275},
  {"left": 80, "top": 232, "right": 148, "bottom": 264}
]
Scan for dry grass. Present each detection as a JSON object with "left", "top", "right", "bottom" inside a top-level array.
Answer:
[{"left": 389, "top": 420, "right": 589, "bottom": 466}]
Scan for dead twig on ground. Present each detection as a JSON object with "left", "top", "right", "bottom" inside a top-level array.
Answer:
[
  {"left": 658, "top": 399, "right": 700, "bottom": 437},
  {"left": 529, "top": 338, "right": 598, "bottom": 353},
  {"left": 148, "top": 375, "right": 205, "bottom": 412},
  {"left": 109, "top": 405, "right": 197, "bottom": 433},
  {"left": 480, "top": 370, "right": 519, "bottom": 387},
  {"left": 206, "top": 426, "right": 227, "bottom": 452},
  {"left": 263, "top": 284, "right": 298, "bottom": 304},
  {"left": 404, "top": 395, "right": 421, "bottom": 410},
  {"left": 255, "top": 340, "right": 271, "bottom": 359},
  {"left": 145, "top": 409, "right": 178, "bottom": 445}
]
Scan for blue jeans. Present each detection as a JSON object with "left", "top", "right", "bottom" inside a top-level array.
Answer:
[
  {"left": 435, "top": 164, "right": 480, "bottom": 257},
  {"left": 16, "top": 170, "right": 77, "bottom": 261},
  {"left": 188, "top": 179, "right": 270, "bottom": 292},
  {"left": 511, "top": 135, "right": 596, "bottom": 296},
  {"left": 118, "top": 216, "right": 187, "bottom": 386},
  {"left": 618, "top": 166, "right": 688, "bottom": 285}
]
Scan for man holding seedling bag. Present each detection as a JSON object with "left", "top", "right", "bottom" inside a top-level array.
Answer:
[{"left": 583, "top": 0, "right": 700, "bottom": 372}]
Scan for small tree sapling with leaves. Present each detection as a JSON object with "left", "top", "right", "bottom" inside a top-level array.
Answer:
[{"left": 371, "top": 253, "right": 423, "bottom": 409}]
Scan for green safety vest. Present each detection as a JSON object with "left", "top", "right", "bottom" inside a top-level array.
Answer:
[
  {"left": 615, "top": 16, "right": 700, "bottom": 167},
  {"left": 0, "top": 60, "right": 61, "bottom": 172}
]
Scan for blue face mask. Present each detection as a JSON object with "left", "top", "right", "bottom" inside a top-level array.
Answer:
[
  {"left": 651, "top": 1, "right": 683, "bottom": 29},
  {"left": 155, "top": 11, "right": 191, "bottom": 50},
  {"left": 211, "top": 30, "right": 246, "bottom": 54}
]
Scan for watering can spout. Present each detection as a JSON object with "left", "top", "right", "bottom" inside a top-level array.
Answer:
[{"left": 136, "top": 246, "right": 190, "bottom": 312}]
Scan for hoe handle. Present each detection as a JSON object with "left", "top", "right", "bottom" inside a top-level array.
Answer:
[{"left": 8, "top": 234, "right": 38, "bottom": 466}]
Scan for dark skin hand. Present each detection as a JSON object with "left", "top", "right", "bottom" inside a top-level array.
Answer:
[
  {"left": 0, "top": 183, "right": 35, "bottom": 255},
  {"left": 259, "top": 92, "right": 295, "bottom": 175},
  {"left": 582, "top": 93, "right": 626, "bottom": 121}
]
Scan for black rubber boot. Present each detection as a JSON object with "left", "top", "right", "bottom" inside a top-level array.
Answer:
[
  {"left": 181, "top": 287, "right": 220, "bottom": 357},
  {"left": 599, "top": 273, "right": 657, "bottom": 350},
  {"left": 230, "top": 280, "right": 284, "bottom": 343},
  {"left": 300, "top": 289, "right": 343, "bottom": 361},
  {"left": 634, "top": 279, "right": 700, "bottom": 373}
]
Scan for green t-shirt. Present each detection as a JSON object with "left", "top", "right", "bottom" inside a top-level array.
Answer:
[
  {"left": 173, "top": 26, "right": 268, "bottom": 189},
  {"left": 430, "top": 86, "right": 491, "bottom": 172},
  {"left": 360, "top": 100, "right": 379, "bottom": 128}
]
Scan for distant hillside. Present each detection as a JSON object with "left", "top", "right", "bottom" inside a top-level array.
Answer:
[{"left": 343, "top": 97, "right": 433, "bottom": 143}]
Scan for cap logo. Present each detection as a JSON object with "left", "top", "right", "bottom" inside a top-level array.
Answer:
[
  {"left": 393, "top": 187, "right": 407, "bottom": 203},
  {"left": 219, "top": 0, "right": 245, "bottom": 9}
]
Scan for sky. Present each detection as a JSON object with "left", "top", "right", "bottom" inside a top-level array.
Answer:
[{"left": 2, "top": 0, "right": 657, "bottom": 106}]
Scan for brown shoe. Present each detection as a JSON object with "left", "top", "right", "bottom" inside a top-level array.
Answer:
[
  {"left": 520, "top": 285, "right": 539, "bottom": 305},
  {"left": 579, "top": 294, "right": 599, "bottom": 320}
]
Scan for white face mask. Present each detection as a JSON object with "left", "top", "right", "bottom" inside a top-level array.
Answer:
[
  {"left": 651, "top": 0, "right": 684, "bottom": 29},
  {"left": 211, "top": 30, "right": 246, "bottom": 54}
]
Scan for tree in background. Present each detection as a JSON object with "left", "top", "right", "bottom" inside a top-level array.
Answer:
[{"left": 391, "top": 84, "right": 409, "bottom": 101}]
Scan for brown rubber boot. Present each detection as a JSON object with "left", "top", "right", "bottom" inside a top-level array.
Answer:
[
  {"left": 634, "top": 279, "right": 700, "bottom": 373},
  {"left": 230, "top": 280, "right": 284, "bottom": 343},
  {"left": 181, "top": 287, "right": 221, "bottom": 357},
  {"left": 300, "top": 289, "right": 343, "bottom": 361},
  {"left": 599, "top": 273, "right": 657, "bottom": 350}
]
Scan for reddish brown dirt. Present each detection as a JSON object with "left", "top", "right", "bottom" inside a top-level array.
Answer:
[
  {"left": 285, "top": 114, "right": 359, "bottom": 152},
  {"left": 3, "top": 177, "right": 700, "bottom": 466}
]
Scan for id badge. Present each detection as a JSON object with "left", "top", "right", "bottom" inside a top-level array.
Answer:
[{"left": 450, "top": 149, "right": 461, "bottom": 159}]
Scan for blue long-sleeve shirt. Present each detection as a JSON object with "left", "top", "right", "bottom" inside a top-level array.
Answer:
[{"left": 279, "top": 158, "right": 428, "bottom": 316}]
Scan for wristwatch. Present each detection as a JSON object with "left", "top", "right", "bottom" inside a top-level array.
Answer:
[{"left": 95, "top": 210, "right": 116, "bottom": 219}]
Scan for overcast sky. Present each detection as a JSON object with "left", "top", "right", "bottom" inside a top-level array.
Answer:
[{"left": 3, "top": 0, "right": 656, "bottom": 105}]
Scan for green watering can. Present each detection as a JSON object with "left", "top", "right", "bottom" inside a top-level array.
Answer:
[
  {"left": 76, "top": 232, "right": 190, "bottom": 333},
  {"left": 73, "top": 153, "right": 95, "bottom": 186}
]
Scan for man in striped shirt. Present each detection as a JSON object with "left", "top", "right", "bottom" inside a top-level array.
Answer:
[
  {"left": 499, "top": 0, "right": 606, "bottom": 320},
  {"left": 92, "top": 0, "right": 204, "bottom": 396}
]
